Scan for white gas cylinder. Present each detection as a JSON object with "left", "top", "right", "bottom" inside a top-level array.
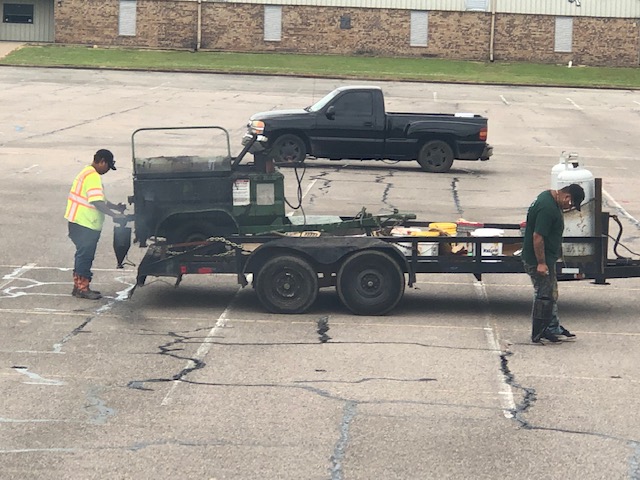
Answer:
[
  {"left": 556, "top": 161, "right": 595, "bottom": 258},
  {"left": 551, "top": 152, "right": 579, "bottom": 189}
]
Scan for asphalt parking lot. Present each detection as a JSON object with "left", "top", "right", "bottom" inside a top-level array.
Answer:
[{"left": 1, "top": 67, "right": 639, "bottom": 479}]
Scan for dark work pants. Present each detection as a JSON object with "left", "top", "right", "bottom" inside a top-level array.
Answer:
[
  {"left": 68, "top": 222, "right": 101, "bottom": 280},
  {"left": 523, "top": 262, "right": 561, "bottom": 335}
]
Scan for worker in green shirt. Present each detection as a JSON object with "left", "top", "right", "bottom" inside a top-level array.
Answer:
[{"left": 522, "top": 183, "right": 585, "bottom": 343}]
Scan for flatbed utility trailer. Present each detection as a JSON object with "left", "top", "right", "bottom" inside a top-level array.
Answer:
[{"left": 132, "top": 178, "right": 640, "bottom": 315}]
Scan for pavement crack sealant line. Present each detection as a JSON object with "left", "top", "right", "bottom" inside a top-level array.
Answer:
[
  {"left": 451, "top": 177, "right": 463, "bottom": 216},
  {"left": 52, "top": 287, "right": 133, "bottom": 353},
  {"left": 374, "top": 170, "right": 396, "bottom": 210},
  {"left": 127, "top": 330, "right": 209, "bottom": 391},
  {"left": 500, "top": 351, "right": 640, "bottom": 470},
  {"left": 330, "top": 400, "right": 357, "bottom": 480},
  {"left": 499, "top": 351, "right": 537, "bottom": 427}
]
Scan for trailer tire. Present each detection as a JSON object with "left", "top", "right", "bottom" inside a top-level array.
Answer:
[
  {"left": 418, "top": 140, "right": 454, "bottom": 173},
  {"left": 271, "top": 134, "right": 306, "bottom": 165},
  {"left": 337, "top": 250, "right": 405, "bottom": 315},
  {"left": 255, "top": 254, "right": 318, "bottom": 314}
]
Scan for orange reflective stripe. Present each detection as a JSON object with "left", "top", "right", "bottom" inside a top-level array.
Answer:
[
  {"left": 68, "top": 192, "right": 95, "bottom": 208},
  {"left": 65, "top": 165, "right": 105, "bottom": 230},
  {"left": 73, "top": 168, "right": 94, "bottom": 196}
]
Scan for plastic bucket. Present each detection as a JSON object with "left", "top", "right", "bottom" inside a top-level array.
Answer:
[
  {"left": 410, "top": 230, "right": 440, "bottom": 256},
  {"left": 456, "top": 221, "right": 483, "bottom": 255},
  {"left": 470, "top": 228, "right": 504, "bottom": 256}
]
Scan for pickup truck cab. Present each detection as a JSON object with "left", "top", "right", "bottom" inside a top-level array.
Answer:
[{"left": 245, "top": 86, "right": 492, "bottom": 173}]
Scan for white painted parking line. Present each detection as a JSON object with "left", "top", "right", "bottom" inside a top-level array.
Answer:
[
  {"left": 0, "top": 263, "right": 36, "bottom": 290},
  {"left": 433, "top": 91, "right": 438, "bottom": 102},
  {"left": 161, "top": 289, "right": 240, "bottom": 406},
  {"left": 567, "top": 97, "right": 583, "bottom": 110},
  {"left": 500, "top": 95, "right": 510, "bottom": 105},
  {"left": 13, "top": 366, "right": 65, "bottom": 386},
  {"left": 603, "top": 188, "right": 640, "bottom": 228},
  {"left": 474, "top": 280, "right": 516, "bottom": 419},
  {"left": 287, "top": 178, "right": 317, "bottom": 217}
]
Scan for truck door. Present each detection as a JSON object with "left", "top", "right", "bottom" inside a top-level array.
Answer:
[{"left": 312, "top": 91, "right": 384, "bottom": 160}]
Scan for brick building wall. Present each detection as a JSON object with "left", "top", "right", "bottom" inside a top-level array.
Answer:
[
  {"left": 574, "top": 17, "right": 638, "bottom": 67},
  {"left": 56, "top": 0, "right": 197, "bottom": 49},
  {"left": 493, "top": 14, "right": 638, "bottom": 67},
  {"left": 54, "top": 1, "right": 639, "bottom": 67},
  {"left": 203, "top": 5, "right": 491, "bottom": 60}
]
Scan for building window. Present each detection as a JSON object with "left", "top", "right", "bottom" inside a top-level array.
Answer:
[
  {"left": 264, "top": 6, "right": 282, "bottom": 42},
  {"left": 465, "top": 0, "right": 488, "bottom": 11},
  {"left": 410, "top": 11, "right": 428, "bottom": 47},
  {"left": 340, "top": 15, "right": 351, "bottom": 30},
  {"left": 3, "top": 4, "right": 34, "bottom": 24},
  {"left": 555, "top": 17, "right": 573, "bottom": 53},
  {"left": 119, "top": 0, "right": 137, "bottom": 37}
]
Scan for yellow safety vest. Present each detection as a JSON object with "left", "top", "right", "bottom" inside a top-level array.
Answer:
[{"left": 64, "top": 165, "right": 106, "bottom": 231}]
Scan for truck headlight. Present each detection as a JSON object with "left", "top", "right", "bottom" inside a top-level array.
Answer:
[{"left": 249, "top": 120, "right": 265, "bottom": 135}]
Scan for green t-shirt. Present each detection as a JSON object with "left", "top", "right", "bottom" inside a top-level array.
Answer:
[{"left": 522, "top": 190, "right": 564, "bottom": 268}]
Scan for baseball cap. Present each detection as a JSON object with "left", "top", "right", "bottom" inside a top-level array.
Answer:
[
  {"left": 95, "top": 149, "right": 116, "bottom": 170},
  {"left": 567, "top": 183, "right": 585, "bottom": 211}
]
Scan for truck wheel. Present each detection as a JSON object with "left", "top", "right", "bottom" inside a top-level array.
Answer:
[
  {"left": 337, "top": 250, "right": 405, "bottom": 316},
  {"left": 418, "top": 140, "right": 454, "bottom": 173},
  {"left": 271, "top": 134, "right": 306, "bottom": 165},
  {"left": 256, "top": 255, "right": 318, "bottom": 314}
]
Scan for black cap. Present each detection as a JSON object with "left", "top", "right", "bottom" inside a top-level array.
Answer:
[
  {"left": 95, "top": 149, "right": 116, "bottom": 170},
  {"left": 566, "top": 183, "right": 585, "bottom": 211}
]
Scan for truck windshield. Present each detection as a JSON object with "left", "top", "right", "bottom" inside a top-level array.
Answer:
[{"left": 307, "top": 89, "right": 341, "bottom": 112}]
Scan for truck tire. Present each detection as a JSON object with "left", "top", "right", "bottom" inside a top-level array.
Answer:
[
  {"left": 337, "top": 250, "right": 405, "bottom": 316},
  {"left": 271, "top": 134, "right": 306, "bottom": 165},
  {"left": 256, "top": 254, "right": 318, "bottom": 314},
  {"left": 418, "top": 140, "right": 454, "bottom": 173}
]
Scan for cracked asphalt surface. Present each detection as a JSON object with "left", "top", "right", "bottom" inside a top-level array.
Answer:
[{"left": 1, "top": 67, "right": 639, "bottom": 479}]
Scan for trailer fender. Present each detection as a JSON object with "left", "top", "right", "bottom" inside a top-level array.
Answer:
[{"left": 158, "top": 209, "right": 240, "bottom": 244}]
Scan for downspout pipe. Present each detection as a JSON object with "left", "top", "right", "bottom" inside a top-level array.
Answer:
[
  {"left": 196, "top": 0, "right": 202, "bottom": 51},
  {"left": 489, "top": 0, "right": 496, "bottom": 62}
]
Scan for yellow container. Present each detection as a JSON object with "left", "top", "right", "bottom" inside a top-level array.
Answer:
[{"left": 428, "top": 222, "right": 457, "bottom": 236}]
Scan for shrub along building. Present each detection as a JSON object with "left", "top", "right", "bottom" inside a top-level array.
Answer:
[{"left": 1, "top": 0, "right": 639, "bottom": 67}]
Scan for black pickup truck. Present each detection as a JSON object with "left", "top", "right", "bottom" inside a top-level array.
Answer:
[{"left": 244, "top": 86, "right": 492, "bottom": 173}]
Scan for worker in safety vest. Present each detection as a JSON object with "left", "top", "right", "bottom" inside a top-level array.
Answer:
[{"left": 64, "top": 149, "right": 126, "bottom": 299}]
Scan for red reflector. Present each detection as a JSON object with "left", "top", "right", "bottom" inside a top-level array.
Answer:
[
  {"left": 479, "top": 127, "right": 488, "bottom": 141},
  {"left": 197, "top": 267, "right": 213, "bottom": 274},
  {"left": 180, "top": 266, "right": 187, "bottom": 274}
]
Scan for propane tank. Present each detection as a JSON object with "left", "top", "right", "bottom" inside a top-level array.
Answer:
[
  {"left": 551, "top": 151, "right": 579, "bottom": 189},
  {"left": 553, "top": 155, "right": 595, "bottom": 258}
]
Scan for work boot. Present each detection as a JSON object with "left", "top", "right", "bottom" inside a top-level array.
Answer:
[
  {"left": 558, "top": 326, "right": 576, "bottom": 338},
  {"left": 71, "top": 272, "right": 80, "bottom": 296},
  {"left": 75, "top": 276, "right": 102, "bottom": 300}
]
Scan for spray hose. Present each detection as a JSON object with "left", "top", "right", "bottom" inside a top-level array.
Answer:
[{"left": 608, "top": 214, "right": 640, "bottom": 259}]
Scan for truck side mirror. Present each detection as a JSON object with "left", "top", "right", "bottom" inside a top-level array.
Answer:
[{"left": 326, "top": 105, "right": 336, "bottom": 120}]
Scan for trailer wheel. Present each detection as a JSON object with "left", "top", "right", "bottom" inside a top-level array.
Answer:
[
  {"left": 337, "top": 250, "right": 405, "bottom": 315},
  {"left": 271, "top": 134, "right": 306, "bottom": 165},
  {"left": 418, "top": 140, "right": 454, "bottom": 173},
  {"left": 256, "top": 255, "right": 318, "bottom": 314}
]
